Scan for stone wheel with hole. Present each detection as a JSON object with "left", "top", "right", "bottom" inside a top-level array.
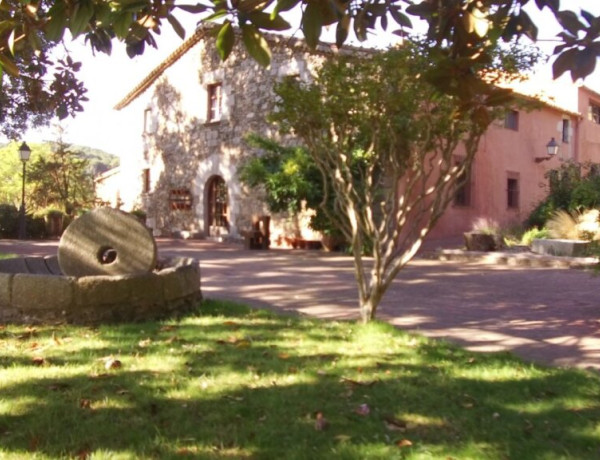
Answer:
[{"left": 58, "top": 208, "right": 157, "bottom": 277}]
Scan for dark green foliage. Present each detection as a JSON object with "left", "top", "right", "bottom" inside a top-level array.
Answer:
[
  {"left": 25, "top": 214, "right": 47, "bottom": 239},
  {"left": 0, "top": 204, "right": 18, "bottom": 238},
  {"left": 239, "top": 135, "right": 322, "bottom": 215},
  {"left": 238, "top": 134, "right": 344, "bottom": 239},
  {"left": 527, "top": 161, "right": 600, "bottom": 227}
]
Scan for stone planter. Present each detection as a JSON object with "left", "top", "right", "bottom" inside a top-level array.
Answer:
[
  {"left": 531, "top": 238, "right": 590, "bottom": 257},
  {"left": 464, "top": 232, "right": 501, "bottom": 252}
]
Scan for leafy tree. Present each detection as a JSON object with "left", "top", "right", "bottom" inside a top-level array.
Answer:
[
  {"left": 26, "top": 135, "right": 96, "bottom": 216},
  {"left": 0, "top": 0, "right": 597, "bottom": 136},
  {"left": 269, "top": 40, "right": 536, "bottom": 322},
  {"left": 239, "top": 134, "right": 345, "bottom": 237}
]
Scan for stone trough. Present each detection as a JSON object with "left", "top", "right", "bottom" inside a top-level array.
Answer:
[{"left": 0, "top": 208, "right": 202, "bottom": 325}]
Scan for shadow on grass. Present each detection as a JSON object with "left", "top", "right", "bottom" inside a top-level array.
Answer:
[{"left": 1, "top": 299, "right": 599, "bottom": 459}]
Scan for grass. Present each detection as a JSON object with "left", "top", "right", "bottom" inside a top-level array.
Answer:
[{"left": 1, "top": 299, "right": 600, "bottom": 459}]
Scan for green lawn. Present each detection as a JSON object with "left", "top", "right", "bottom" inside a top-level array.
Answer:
[{"left": 1, "top": 299, "right": 599, "bottom": 459}]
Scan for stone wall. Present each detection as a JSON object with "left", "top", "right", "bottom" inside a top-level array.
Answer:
[
  {"left": 140, "top": 31, "right": 331, "bottom": 240},
  {"left": 0, "top": 256, "right": 201, "bottom": 325}
]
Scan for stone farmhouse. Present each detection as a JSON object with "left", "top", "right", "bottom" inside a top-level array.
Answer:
[{"left": 104, "top": 26, "right": 600, "bottom": 245}]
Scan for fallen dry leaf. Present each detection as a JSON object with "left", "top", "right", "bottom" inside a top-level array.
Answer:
[
  {"left": 314, "top": 412, "right": 329, "bottom": 431},
  {"left": 335, "top": 434, "right": 351, "bottom": 442},
  {"left": 79, "top": 399, "right": 92, "bottom": 409},
  {"left": 75, "top": 448, "right": 91, "bottom": 459},
  {"left": 383, "top": 415, "right": 408, "bottom": 432},
  {"left": 396, "top": 439, "right": 413, "bottom": 448},
  {"left": 341, "top": 377, "right": 378, "bottom": 387},
  {"left": 235, "top": 340, "right": 251, "bottom": 349},
  {"left": 355, "top": 403, "right": 370, "bottom": 416},
  {"left": 52, "top": 333, "right": 62, "bottom": 346},
  {"left": 105, "top": 358, "right": 122, "bottom": 370},
  {"left": 160, "top": 325, "right": 177, "bottom": 332},
  {"left": 277, "top": 352, "right": 290, "bottom": 359},
  {"left": 138, "top": 338, "right": 152, "bottom": 347},
  {"left": 32, "top": 356, "right": 45, "bottom": 366}
]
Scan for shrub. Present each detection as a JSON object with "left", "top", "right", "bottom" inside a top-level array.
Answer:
[
  {"left": 470, "top": 217, "right": 500, "bottom": 235},
  {"left": 0, "top": 204, "right": 18, "bottom": 238},
  {"left": 527, "top": 161, "right": 600, "bottom": 227},
  {"left": 546, "top": 209, "right": 600, "bottom": 241},
  {"left": 520, "top": 227, "right": 549, "bottom": 246}
]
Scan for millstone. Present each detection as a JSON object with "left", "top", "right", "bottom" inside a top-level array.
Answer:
[{"left": 58, "top": 208, "right": 157, "bottom": 277}]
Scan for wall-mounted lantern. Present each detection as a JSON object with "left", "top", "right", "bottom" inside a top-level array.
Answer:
[{"left": 535, "top": 137, "right": 559, "bottom": 163}]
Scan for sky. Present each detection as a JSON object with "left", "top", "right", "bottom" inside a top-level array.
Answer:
[{"left": 13, "top": 2, "right": 600, "bottom": 159}]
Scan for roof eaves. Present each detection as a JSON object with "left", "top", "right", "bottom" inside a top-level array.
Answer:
[{"left": 113, "top": 27, "right": 209, "bottom": 111}]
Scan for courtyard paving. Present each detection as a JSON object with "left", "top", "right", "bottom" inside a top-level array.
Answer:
[{"left": 1, "top": 238, "right": 599, "bottom": 371}]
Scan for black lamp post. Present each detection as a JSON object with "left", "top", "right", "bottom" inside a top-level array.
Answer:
[{"left": 18, "top": 142, "right": 31, "bottom": 240}]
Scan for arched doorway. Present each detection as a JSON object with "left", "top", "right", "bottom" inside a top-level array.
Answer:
[{"left": 206, "top": 175, "right": 229, "bottom": 235}]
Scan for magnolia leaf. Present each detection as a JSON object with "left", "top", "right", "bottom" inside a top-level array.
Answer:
[
  {"left": 241, "top": 24, "right": 271, "bottom": 67},
  {"left": 0, "top": 53, "right": 19, "bottom": 76},
  {"left": 556, "top": 10, "right": 584, "bottom": 36},
  {"left": 389, "top": 6, "right": 412, "bottom": 28},
  {"left": 380, "top": 14, "right": 388, "bottom": 31},
  {"left": 177, "top": 4, "right": 209, "bottom": 14},
  {"left": 69, "top": 0, "right": 94, "bottom": 38},
  {"left": 272, "top": 0, "right": 300, "bottom": 18},
  {"left": 167, "top": 14, "right": 186, "bottom": 40},
  {"left": 471, "top": 9, "right": 489, "bottom": 38},
  {"left": 580, "top": 10, "right": 596, "bottom": 27},
  {"left": 7, "top": 28, "right": 16, "bottom": 55},
  {"left": 203, "top": 9, "right": 228, "bottom": 22},
  {"left": 335, "top": 14, "right": 350, "bottom": 47},
  {"left": 113, "top": 12, "right": 133, "bottom": 39},
  {"left": 248, "top": 11, "right": 291, "bottom": 31},
  {"left": 302, "top": 1, "right": 322, "bottom": 49},
  {"left": 573, "top": 48, "right": 597, "bottom": 81},
  {"left": 552, "top": 47, "right": 578, "bottom": 79}
]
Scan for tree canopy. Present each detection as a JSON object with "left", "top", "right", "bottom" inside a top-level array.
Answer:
[
  {"left": 268, "top": 39, "right": 538, "bottom": 322},
  {"left": 0, "top": 1, "right": 598, "bottom": 138}
]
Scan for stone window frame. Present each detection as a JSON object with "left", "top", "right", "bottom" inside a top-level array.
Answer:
[{"left": 207, "top": 82, "right": 223, "bottom": 123}]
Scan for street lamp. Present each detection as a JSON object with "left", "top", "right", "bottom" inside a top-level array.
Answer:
[{"left": 18, "top": 142, "right": 31, "bottom": 240}]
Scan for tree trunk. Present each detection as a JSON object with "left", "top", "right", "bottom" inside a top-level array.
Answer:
[{"left": 358, "top": 285, "right": 384, "bottom": 324}]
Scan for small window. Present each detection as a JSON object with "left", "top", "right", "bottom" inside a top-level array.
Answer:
[
  {"left": 207, "top": 83, "right": 222, "bottom": 122},
  {"left": 142, "top": 168, "right": 151, "bottom": 194},
  {"left": 169, "top": 188, "right": 193, "bottom": 211},
  {"left": 453, "top": 161, "right": 471, "bottom": 207},
  {"left": 562, "top": 119, "right": 570, "bottom": 143},
  {"left": 507, "top": 177, "right": 519, "bottom": 209},
  {"left": 504, "top": 110, "right": 519, "bottom": 131},
  {"left": 143, "top": 108, "right": 153, "bottom": 134},
  {"left": 589, "top": 102, "right": 600, "bottom": 125}
]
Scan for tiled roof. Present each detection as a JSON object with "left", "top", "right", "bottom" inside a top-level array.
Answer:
[{"left": 113, "top": 28, "right": 208, "bottom": 110}]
